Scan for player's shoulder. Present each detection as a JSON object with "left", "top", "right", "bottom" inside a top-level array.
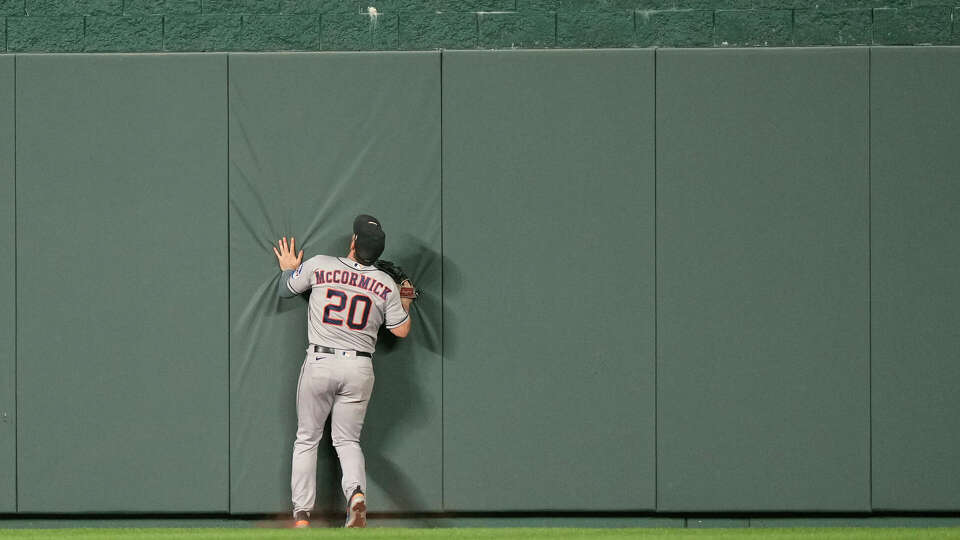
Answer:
[
  {"left": 370, "top": 267, "right": 400, "bottom": 292},
  {"left": 291, "top": 255, "right": 329, "bottom": 277},
  {"left": 377, "top": 270, "right": 399, "bottom": 288},
  {"left": 303, "top": 254, "right": 337, "bottom": 268},
  {"left": 350, "top": 261, "right": 398, "bottom": 291}
]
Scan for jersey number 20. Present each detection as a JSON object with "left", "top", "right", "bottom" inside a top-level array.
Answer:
[{"left": 322, "top": 289, "right": 372, "bottom": 330}]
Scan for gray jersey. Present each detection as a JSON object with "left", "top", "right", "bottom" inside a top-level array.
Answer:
[{"left": 285, "top": 255, "right": 408, "bottom": 353}]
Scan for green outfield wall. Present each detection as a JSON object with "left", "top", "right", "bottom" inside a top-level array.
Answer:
[
  {"left": 0, "top": 48, "right": 958, "bottom": 516},
  {"left": 0, "top": 55, "right": 14, "bottom": 515},
  {"left": 0, "top": 1, "right": 958, "bottom": 53}
]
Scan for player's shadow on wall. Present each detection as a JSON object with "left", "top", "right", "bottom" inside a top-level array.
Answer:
[
  {"left": 364, "top": 339, "right": 429, "bottom": 520},
  {"left": 440, "top": 250, "right": 462, "bottom": 357},
  {"left": 367, "top": 235, "right": 443, "bottom": 522},
  {"left": 382, "top": 234, "right": 442, "bottom": 356}
]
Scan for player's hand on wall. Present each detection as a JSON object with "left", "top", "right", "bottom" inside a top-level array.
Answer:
[{"left": 273, "top": 236, "right": 303, "bottom": 271}]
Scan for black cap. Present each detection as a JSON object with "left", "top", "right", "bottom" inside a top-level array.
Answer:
[{"left": 353, "top": 214, "right": 385, "bottom": 264}]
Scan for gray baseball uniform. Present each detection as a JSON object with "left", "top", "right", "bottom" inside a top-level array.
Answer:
[{"left": 279, "top": 255, "right": 408, "bottom": 515}]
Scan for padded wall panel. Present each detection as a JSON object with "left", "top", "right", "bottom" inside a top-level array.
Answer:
[
  {"left": 657, "top": 49, "right": 870, "bottom": 511},
  {"left": 871, "top": 47, "right": 960, "bottom": 511},
  {"left": 442, "top": 50, "right": 656, "bottom": 511},
  {"left": 229, "top": 52, "right": 441, "bottom": 514},
  {"left": 0, "top": 56, "right": 14, "bottom": 513},
  {"left": 16, "top": 54, "right": 229, "bottom": 512}
]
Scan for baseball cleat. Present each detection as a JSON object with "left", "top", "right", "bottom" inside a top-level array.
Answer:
[
  {"left": 293, "top": 510, "right": 310, "bottom": 529},
  {"left": 344, "top": 487, "right": 367, "bottom": 528}
]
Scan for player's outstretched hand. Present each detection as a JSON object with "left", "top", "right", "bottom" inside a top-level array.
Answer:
[{"left": 273, "top": 236, "right": 303, "bottom": 271}]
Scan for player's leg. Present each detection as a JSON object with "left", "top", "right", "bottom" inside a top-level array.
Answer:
[
  {"left": 330, "top": 356, "right": 375, "bottom": 526},
  {"left": 291, "top": 353, "right": 336, "bottom": 519}
]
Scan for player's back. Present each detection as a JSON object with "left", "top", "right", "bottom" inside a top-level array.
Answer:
[{"left": 294, "top": 255, "right": 407, "bottom": 354}]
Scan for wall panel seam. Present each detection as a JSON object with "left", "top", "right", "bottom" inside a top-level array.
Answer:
[
  {"left": 866, "top": 46, "right": 873, "bottom": 512},
  {"left": 12, "top": 53, "right": 18, "bottom": 514},
  {"left": 652, "top": 47, "right": 658, "bottom": 513},
  {"left": 226, "top": 53, "right": 231, "bottom": 514},
  {"left": 439, "top": 49, "right": 445, "bottom": 513}
]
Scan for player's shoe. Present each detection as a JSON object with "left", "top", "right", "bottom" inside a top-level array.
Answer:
[
  {"left": 344, "top": 487, "right": 367, "bottom": 528},
  {"left": 293, "top": 510, "right": 310, "bottom": 529}
]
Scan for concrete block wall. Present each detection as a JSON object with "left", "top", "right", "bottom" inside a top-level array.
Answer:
[{"left": 0, "top": 0, "right": 958, "bottom": 52}]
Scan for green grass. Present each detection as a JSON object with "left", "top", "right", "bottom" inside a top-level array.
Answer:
[{"left": 2, "top": 529, "right": 960, "bottom": 540}]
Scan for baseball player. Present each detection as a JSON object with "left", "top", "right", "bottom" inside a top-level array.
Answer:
[{"left": 273, "top": 214, "right": 414, "bottom": 528}]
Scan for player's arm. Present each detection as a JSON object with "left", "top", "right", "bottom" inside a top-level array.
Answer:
[
  {"left": 384, "top": 287, "right": 412, "bottom": 338},
  {"left": 273, "top": 236, "right": 307, "bottom": 298},
  {"left": 389, "top": 318, "right": 411, "bottom": 338}
]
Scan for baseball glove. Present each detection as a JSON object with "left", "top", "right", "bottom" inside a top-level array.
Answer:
[{"left": 374, "top": 259, "right": 418, "bottom": 300}]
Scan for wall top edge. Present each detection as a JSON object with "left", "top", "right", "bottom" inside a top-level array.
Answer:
[
  {"left": 3, "top": 46, "right": 960, "bottom": 58},
  {"left": 0, "top": 51, "right": 443, "bottom": 58}
]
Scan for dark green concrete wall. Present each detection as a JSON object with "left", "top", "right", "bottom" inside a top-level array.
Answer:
[
  {"left": 0, "top": 1, "right": 959, "bottom": 53},
  {"left": 1, "top": 48, "right": 959, "bottom": 515}
]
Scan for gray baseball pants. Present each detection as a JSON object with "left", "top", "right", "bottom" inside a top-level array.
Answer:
[{"left": 291, "top": 349, "right": 375, "bottom": 515}]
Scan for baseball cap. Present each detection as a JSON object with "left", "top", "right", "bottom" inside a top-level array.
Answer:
[{"left": 353, "top": 214, "right": 385, "bottom": 264}]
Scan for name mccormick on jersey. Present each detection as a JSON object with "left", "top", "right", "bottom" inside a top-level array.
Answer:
[{"left": 313, "top": 269, "right": 392, "bottom": 301}]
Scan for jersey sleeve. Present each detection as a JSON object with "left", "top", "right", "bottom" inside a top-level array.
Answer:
[
  {"left": 383, "top": 284, "right": 409, "bottom": 329},
  {"left": 284, "top": 257, "right": 316, "bottom": 296}
]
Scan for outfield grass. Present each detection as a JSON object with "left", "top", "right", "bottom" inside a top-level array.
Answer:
[{"left": 2, "top": 529, "right": 960, "bottom": 540}]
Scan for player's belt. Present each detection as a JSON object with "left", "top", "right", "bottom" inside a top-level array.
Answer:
[{"left": 313, "top": 345, "right": 372, "bottom": 358}]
